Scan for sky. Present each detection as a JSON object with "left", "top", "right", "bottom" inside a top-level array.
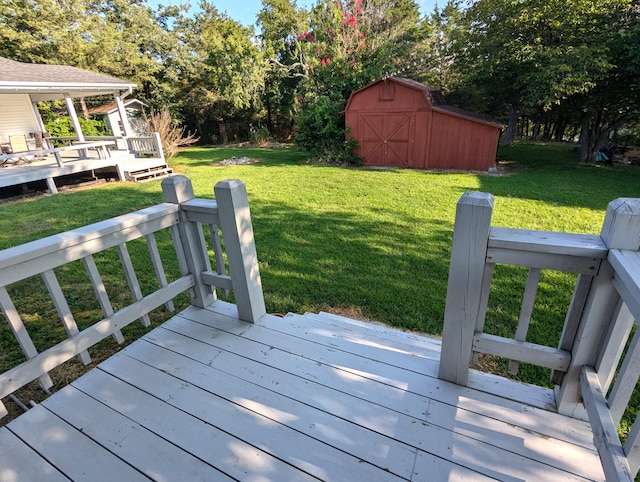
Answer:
[{"left": 152, "top": 1, "right": 438, "bottom": 27}]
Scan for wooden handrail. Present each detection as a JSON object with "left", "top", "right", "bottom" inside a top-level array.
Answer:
[
  {"left": 439, "top": 193, "right": 640, "bottom": 481},
  {"left": 0, "top": 176, "right": 265, "bottom": 419}
]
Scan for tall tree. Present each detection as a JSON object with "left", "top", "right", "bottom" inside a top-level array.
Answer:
[
  {"left": 257, "top": 0, "right": 309, "bottom": 137},
  {"left": 460, "top": 0, "right": 629, "bottom": 146},
  {"left": 174, "top": 2, "right": 265, "bottom": 142}
]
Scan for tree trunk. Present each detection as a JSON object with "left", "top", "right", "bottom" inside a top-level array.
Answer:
[
  {"left": 579, "top": 114, "right": 593, "bottom": 163},
  {"left": 502, "top": 107, "right": 519, "bottom": 146},
  {"left": 79, "top": 97, "right": 89, "bottom": 121},
  {"left": 531, "top": 120, "right": 541, "bottom": 140},
  {"left": 554, "top": 118, "right": 567, "bottom": 142}
]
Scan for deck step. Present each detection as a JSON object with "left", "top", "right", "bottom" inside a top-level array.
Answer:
[{"left": 125, "top": 165, "right": 173, "bottom": 183}]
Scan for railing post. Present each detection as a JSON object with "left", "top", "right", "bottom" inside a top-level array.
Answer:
[
  {"left": 162, "top": 176, "right": 215, "bottom": 308},
  {"left": 214, "top": 179, "right": 266, "bottom": 323},
  {"left": 439, "top": 192, "right": 494, "bottom": 385},
  {"left": 556, "top": 198, "right": 640, "bottom": 417},
  {"left": 153, "top": 132, "right": 165, "bottom": 161}
]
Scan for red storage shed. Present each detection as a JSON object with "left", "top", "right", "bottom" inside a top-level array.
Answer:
[{"left": 344, "top": 77, "right": 503, "bottom": 171}]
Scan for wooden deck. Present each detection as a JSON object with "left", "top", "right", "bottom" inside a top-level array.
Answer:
[
  {"left": 0, "top": 138, "right": 169, "bottom": 193},
  {"left": 0, "top": 301, "right": 604, "bottom": 481}
]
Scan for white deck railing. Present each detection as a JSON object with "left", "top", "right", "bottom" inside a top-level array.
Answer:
[
  {"left": 0, "top": 176, "right": 264, "bottom": 419},
  {"left": 126, "top": 132, "right": 164, "bottom": 159},
  {"left": 439, "top": 192, "right": 640, "bottom": 482}
]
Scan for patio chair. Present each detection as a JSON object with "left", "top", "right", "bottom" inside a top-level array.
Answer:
[
  {"left": 9, "top": 135, "right": 29, "bottom": 154},
  {"left": 6, "top": 135, "right": 37, "bottom": 164}
]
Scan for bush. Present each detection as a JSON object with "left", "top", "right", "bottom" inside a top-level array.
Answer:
[
  {"left": 249, "top": 123, "right": 272, "bottom": 146},
  {"left": 143, "top": 107, "right": 200, "bottom": 160},
  {"left": 295, "top": 95, "right": 361, "bottom": 165},
  {"left": 44, "top": 117, "right": 106, "bottom": 142}
]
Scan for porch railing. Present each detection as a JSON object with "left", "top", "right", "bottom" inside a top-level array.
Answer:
[
  {"left": 439, "top": 192, "right": 640, "bottom": 482},
  {"left": 126, "top": 132, "right": 164, "bottom": 159},
  {"left": 0, "top": 176, "right": 265, "bottom": 419}
]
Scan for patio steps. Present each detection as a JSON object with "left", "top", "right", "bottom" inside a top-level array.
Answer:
[{"left": 123, "top": 160, "right": 173, "bottom": 183}]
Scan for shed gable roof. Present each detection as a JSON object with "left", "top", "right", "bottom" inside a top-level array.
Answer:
[
  {"left": 86, "top": 99, "right": 147, "bottom": 116},
  {"left": 345, "top": 77, "right": 503, "bottom": 128}
]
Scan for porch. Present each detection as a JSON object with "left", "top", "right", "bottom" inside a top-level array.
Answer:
[
  {"left": 0, "top": 134, "right": 171, "bottom": 194},
  {"left": 1, "top": 176, "right": 639, "bottom": 481}
]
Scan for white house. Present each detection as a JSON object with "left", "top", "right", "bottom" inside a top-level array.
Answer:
[{"left": 0, "top": 57, "right": 171, "bottom": 192}]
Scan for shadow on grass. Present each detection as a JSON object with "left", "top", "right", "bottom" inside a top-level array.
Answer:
[
  {"left": 479, "top": 142, "right": 640, "bottom": 210},
  {"left": 251, "top": 197, "right": 453, "bottom": 333}
]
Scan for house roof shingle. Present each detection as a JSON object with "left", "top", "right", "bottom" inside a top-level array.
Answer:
[{"left": 0, "top": 57, "right": 136, "bottom": 100}]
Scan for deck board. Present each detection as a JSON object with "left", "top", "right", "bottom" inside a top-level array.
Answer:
[{"left": 0, "top": 301, "right": 605, "bottom": 481}]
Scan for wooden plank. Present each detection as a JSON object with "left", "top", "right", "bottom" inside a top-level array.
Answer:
[
  {"left": 200, "top": 270, "right": 234, "bottom": 291},
  {"left": 467, "top": 368, "right": 557, "bottom": 410},
  {"left": 623, "top": 412, "right": 640, "bottom": 478},
  {"left": 118, "top": 342, "right": 419, "bottom": 479},
  {"left": 162, "top": 176, "right": 215, "bottom": 309},
  {"left": 171, "top": 304, "right": 598, "bottom": 449},
  {"left": 41, "top": 269, "right": 91, "bottom": 365},
  {"left": 207, "top": 223, "right": 230, "bottom": 298},
  {"left": 596, "top": 300, "right": 634, "bottom": 394},
  {"left": 0, "top": 286, "right": 53, "bottom": 391},
  {"left": 144, "top": 233, "right": 174, "bottom": 312},
  {"left": 181, "top": 198, "right": 221, "bottom": 225},
  {"left": 214, "top": 179, "right": 266, "bottom": 323},
  {"left": 609, "top": 249, "right": 640, "bottom": 323},
  {"left": 82, "top": 254, "right": 124, "bottom": 344},
  {"left": 439, "top": 192, "right": 494, "bottom": 385},
  {"left": 41, "top": 386, "right": 235, "bottom": 481},
  {"left": 509, "top": 267, "right": 541, "bottom": 374},
  {"left": 608, "top": 326, "right": 640, "bottom": 426},
  {"left": 473, "top": 333, "right": 571, "bottom": 371},
  {"left": 553, "top": 274, "right": 595, "bottom": 384},
  {"left": 117, "top": 243, "right": 150, "bottom": 327},
  {"left": 0, "top": 203, "right": 179, "bottom": 283},
  {"left": 0, "top": 427, "right": 69, "bottom": 481},
  {"left": 0, "top": 275, "right": 193, "bottom": 400},
  {"left": 302, "top": 312, "right": 442, "bottom": 361},
  {"left": 485, "top": 247, "right": 601, "bottom": 274},
  {"left": 488, "top": 228, "right": 607, "bottom": 258},
  {"left": 70, "top": 369, "right": 313, "bottom": 482},
  {"left": 137, "top": 328, "right": 603, "bottom": 480},
  {"left": 580, "top": 366, "right": 633, "bottom": 482},
  {"left": 91, "top": 357, "right": 400, "bottom": 481},
  {"left": 6, "top": 405, "right": 148, "bottom": 481}
]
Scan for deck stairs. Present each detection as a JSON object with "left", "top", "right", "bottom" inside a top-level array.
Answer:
[{"left": 123, "top": 159, "right": 173, "bottom": 182}]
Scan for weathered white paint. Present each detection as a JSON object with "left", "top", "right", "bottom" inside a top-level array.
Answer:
[
  {"left": 162, "top": 176, "right": 215, "bottom": 308},
  {"left": 557, "top": 198, "right": 640, "bottom": 417},
  {"left": 2, "top": 303, "right": 604, "bottom": 481},
  {"left": 439, "top": 192, "right": 494, "bottom": 385},
  {"left": 214, "top": 179, "right": 266, "bottom": 323},
  {"left": 509, "top": 267, "right": 541, "bottom": 374},
  {"left": 581, "top": 367, "right": 633, "bottom": 482}
]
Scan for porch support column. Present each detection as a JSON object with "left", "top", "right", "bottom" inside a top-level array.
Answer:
[
  {"left": 31, "top": 101, "right": 51, "bottom": 148},
  {"left": 64, "top": 94, "right": 85, "bottom": 143},
  {"left": 115, "top": 94, "right": 134, "bottom": 137}
]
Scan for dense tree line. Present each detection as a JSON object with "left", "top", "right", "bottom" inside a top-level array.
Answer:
[{"left": 1, "top": 0, "right": 638, "bottom": 162}]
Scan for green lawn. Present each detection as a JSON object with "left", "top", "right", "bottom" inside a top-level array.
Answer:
[{"left": 1, "top": 142, "right": 639, "bottom": 391}]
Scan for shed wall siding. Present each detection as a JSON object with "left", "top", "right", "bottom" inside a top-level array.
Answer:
[
  {"left": 0, "top": 95, "right": 39, "bottom": 141},
  {"left": 429, "top": 112, "right": 499, "bottom": 170}
]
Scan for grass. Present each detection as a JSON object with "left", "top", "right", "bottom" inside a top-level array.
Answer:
[{"left": 1, "top": 141, "right": 640, "bottom": 421}]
